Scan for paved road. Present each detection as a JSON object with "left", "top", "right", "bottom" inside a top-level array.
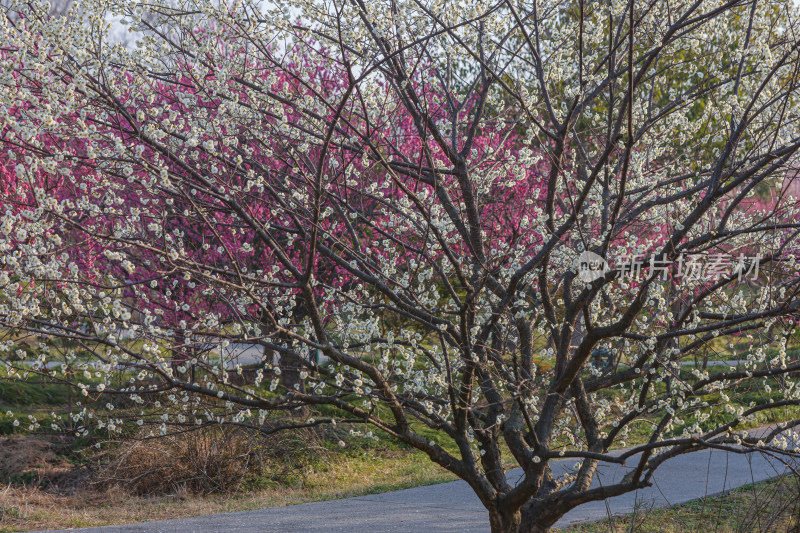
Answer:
[
  {"left": 679, "top": 360, "right": 744, "bottom": 366},
  {"left": 7, "top": 348, "right": 748, "bottom": 373},
  {"left": 6, "top": 343, "right": 328, "bottom": 372},
  {"left": 39, "top": 444, "right": 793, "bottom": 533}
]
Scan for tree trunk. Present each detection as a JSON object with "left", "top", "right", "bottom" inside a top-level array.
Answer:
[
  {"left": 517, "top": 501, "right": 558, "bottom": 533},
  {"left": 489, "top": 505, "right": 555, "bottom": 533},
  {"left": 276, "top": 341, "right": 307, "bottom": 416},
  {"left": 171, "top": 329, "right": 187, "bottom": 371},
  {"left": 518, "top": 514, "right": 553, "bottom": 533},
  {"left": 488, "top": 508, "right": 521, "bottom": 533},
  {"left": 279, "top": 351, "right": 304, "bottom": 393},
  {"left": 528, "top": 526, "right": 550, "bottom": 533}
]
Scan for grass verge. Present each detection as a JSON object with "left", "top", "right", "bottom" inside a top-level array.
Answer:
[
  {"left": 0, "top": 443, "right": 455, "bottom": 532},
  {"left": 563, "top": 475, "right": 800, "bottom": 532}
]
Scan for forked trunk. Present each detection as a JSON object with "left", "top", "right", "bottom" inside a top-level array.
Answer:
[
  {"left": 488, "top": 508, "right": 521, "bottom": 533},
  {"left": 519, "top": 504, "right": 556, "bottom": 533},
  {"left": 488, "top": 506, "right": 552, "bottom": 533}
]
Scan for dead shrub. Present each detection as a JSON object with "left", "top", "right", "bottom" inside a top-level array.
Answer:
[
  {"left": 96, "top": 427, "right": 257, "bottom": 495},
  {"left": 96, "top": 425, "right": 317, "bottom": 495}
]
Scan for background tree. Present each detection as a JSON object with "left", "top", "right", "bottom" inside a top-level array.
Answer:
[{"left": 3, "top": 0, "right": 800, "bottom": 532}]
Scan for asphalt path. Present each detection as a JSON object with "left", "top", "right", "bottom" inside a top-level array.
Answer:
[
  {"left": 37, "top": 441, "right": 795, "bottom": 533},
  {"left": 7, "top": 347, "right": 740, "bottom": 372},
  {"left": 5, "top": 343, "right": 327, "bottom": 371}
]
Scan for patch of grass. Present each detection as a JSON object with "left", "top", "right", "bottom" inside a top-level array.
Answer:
[
  {"left": 0, "top": 380, "right": 70, "bottom": 407},
  {"left": 564, "top": 475, "right": 800, "bottom": 532},
  {"left": 0, "top": 443, "right": 456, "bottom": 532}
]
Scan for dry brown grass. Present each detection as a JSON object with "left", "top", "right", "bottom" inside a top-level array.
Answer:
[
  {"left": 95, "top": 427, "right": 270, "bottom": 495},
  {"left": 0, "top": 437, "right": 86, "bottom": 489},
  {"left": 0, "top": 430, "right": 455, "bottom": 532}
]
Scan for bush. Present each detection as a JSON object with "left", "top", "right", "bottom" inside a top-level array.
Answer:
[
  {"left": 96, "top": 425, "right": 316, "bottom": 495},
  {"left": 97, "top": 427, "right": 263, "bottom": 495}
]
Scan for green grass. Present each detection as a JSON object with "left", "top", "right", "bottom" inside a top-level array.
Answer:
[
  {"left": 564, "top": 475, "right": 800, "bottom": 532},
  {"left": 0, "top": 380, "right": 71, "bottom": 407}
]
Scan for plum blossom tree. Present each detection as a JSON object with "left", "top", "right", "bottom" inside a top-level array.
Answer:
[{"left": 3, "top": 0, "right": 800, "bottom": 531}]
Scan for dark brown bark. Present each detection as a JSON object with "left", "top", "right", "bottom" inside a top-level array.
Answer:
[
  {"left": 488, "top": 507, "right": 522, "bottom": 533},
  {"left": 518, "top": 504, "right": 555, "bottom": 533},
  {"left": 488, "top": 503, "right": 556, "bottom": 533},
  {"left": 279, "top": 350, "right": 304, "bottom": 393}
]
